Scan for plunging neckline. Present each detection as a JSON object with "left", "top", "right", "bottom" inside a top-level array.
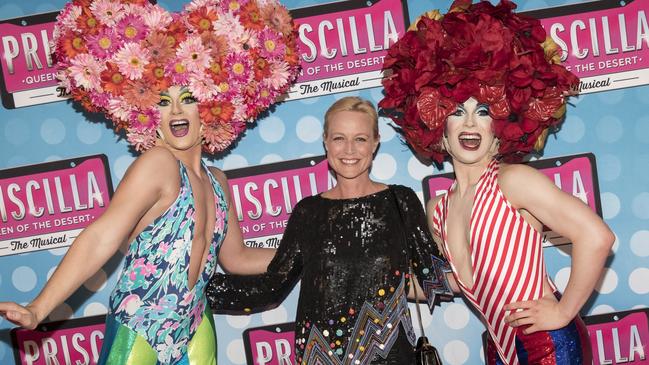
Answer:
[
  {"left": 441, "top": 159, "right": 496, "bottom": 294},
  {"left": 181, "top": 159, "right": 221, "bottom": 292}
]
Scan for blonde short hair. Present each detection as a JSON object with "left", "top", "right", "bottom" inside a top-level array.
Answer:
[{"left": 323, "top": 96, "right": 379, "bottom": 138}]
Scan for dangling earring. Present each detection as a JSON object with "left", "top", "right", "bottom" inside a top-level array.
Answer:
[{"left": 156, "top": 129, "right": 166, "bottom": 144}]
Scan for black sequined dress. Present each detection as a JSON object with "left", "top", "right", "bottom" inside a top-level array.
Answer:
[{"left": 207, "top": 185, "right": 452, "bottom": 365}]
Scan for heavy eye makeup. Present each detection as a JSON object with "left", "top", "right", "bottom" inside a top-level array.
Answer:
[
  {"left": 179, "top": 91, "right": 197, "bottom": 104},
  {"left": 476, "top": 104, "right": 490, "bottom": 116}
]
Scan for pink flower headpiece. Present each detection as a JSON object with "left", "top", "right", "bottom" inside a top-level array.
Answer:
[
  {"left": 53, "top": 0, "right": 300, "bottom": 153},
  {"left": 380, "top": 0, "right": 579, "bottom": 163}
]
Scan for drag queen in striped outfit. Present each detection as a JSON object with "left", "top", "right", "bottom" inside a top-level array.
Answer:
[{"left": 380, "top": 1, "right": 614, "bottom": 364}]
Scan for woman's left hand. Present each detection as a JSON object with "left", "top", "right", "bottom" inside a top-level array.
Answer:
[{"left": 503, "top": 298, "right": 572, "bottom": 334}]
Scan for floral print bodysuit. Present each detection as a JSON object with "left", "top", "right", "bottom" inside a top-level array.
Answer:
[{"left": 102, "top": 160, "right": 228, "bottom": 364}]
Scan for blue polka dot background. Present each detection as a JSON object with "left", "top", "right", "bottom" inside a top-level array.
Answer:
[{"left": 1, "top": 1, "right": 648, "bottom": 364}]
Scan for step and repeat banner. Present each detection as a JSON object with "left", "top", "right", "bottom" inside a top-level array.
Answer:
[{"left": 1, "top": 0, "right": 648, "bottom": 364}]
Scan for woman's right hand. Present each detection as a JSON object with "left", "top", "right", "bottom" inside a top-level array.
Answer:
[{"left": 0, "top": 302, "right": 40, "bottom": 329}]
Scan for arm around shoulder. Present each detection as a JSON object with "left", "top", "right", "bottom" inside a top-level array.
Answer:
[{"left": 209, "top": 166, "right": 276, "bottom": 274}]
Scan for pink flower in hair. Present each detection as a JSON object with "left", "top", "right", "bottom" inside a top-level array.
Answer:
[
  {"left": 259, "top": 28, "right": 284, "bottom": 59},
  {"left": 57, "top": 3, "right": 82, "bottom": 30},
  {"left": 113, "top": 42, "right": 150, "bottom": 80},
  {"left": 117, "top": 15, "right": 148, "bottom": 43},
  {"left": 89, "top": 0, "right": 125, "bottom": 27},
  {"left": 127, "top": 129, "right": 157, "bottom": 152},
  {"left": 266, "top": 61, "right": 290, "bottom": 90},
  {"left": 189, "top": 72, "right": 219, "bottom": 102},
  {"left": 87, "top": 28, "right": 119, "bottom": 58},
  {"left": 177, "top": 36, "right": 212, "bottom": 73},
  {"left": 165, "top": 57, "right": 191, "bottom": 85},
  {"left": 142, "top": 5, "right": 173, "bottom": 30},
  {"left": 107, "top": 96, "right": 133, "bottom": 123},
  {"left": 212, "top": 11, "right": 244, "bottom": 38},
  {"left": 227, "top": 28, "right": 258, "bottom": 53},
  {"left": 224, "top": 52, "right": 252, "bottom": 85},
  {"left": 68, "top": 53, "right": 105, "bottom": 91},
  {"left": 129, "top": 107, "right": 161, "bottom": 132}
]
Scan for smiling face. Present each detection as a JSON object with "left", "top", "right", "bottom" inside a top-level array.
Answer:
[
  {"left": 156, "top": 85, "right": 202, "bottom": 151},
  {"left": 324, "top": 110, "right": 379, "bottom": 182},
  {"left": 443, "top": 97, "right": 499, "bottom": 166}
]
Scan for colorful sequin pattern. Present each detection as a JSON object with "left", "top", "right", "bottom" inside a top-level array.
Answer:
[
  {"left": 300, "top": 276, "right": 415, "bottom": 364},
  {"left": 208, "top": 185, "right": 453, "bottom": 364},
  {"left": 108, "top": 161, "right": 228, "bottom": 364}
]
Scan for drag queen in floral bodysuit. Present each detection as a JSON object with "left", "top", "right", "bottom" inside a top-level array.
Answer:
[
  {"left": 381, "top": 1, "right": 614, "bottom": 364},
  {"left": 0, "top": 0, "right": 300, "bottom": 364}
]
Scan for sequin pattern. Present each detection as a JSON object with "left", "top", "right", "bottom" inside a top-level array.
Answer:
[{"left": 207, "top": 185, "right": 453, "bottom": 364}]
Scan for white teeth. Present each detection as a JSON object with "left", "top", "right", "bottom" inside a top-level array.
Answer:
[
  {"left": 341, "top": 159, "right": 358, "bottom": 164},
  {"left": 459, "top": 135, "right": 480, "bottom": 140},
  {"left": 171, "top": 119, "right": 189, "bottom": 127}
]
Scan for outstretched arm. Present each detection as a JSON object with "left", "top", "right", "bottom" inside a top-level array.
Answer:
[
  {"left": 209, "top": 167, "right": 275, "bottom": 275},
  {"left": 0, "top": 148, "right": 177, "bottom": 329},
  {"left": 500, "top": 164, "right": 614, "bottom": 334}
]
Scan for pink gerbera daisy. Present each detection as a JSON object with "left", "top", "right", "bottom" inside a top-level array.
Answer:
[
  {"left": 128, "top": 107, "right": 161, "bottom": 132},
  {"left": 68, "top": 53, "right": 105, "bottom": 91},
  {"left": 165, "top": 57, "right": 191, "bottom": 85},
  {"left": 87, "top": 28, "right": 119, "bottom": 58},
  {"left": 224, "top": 53, "right": 253, "bottom": 85},
  {"left": 176, "top": 36, "right": 212, "bottom": 73},
  {"left": 203, "top": 121, "right": 237, "bottom": 154},
  {"left": 107, "top": 96, "right": 133, "bottom": 122},
  {"left": 266, "top": 61, "right": 290, "bottom": 90},
  {"left": 188, "top": 72, "right": 219, "bottom": 103},
  {"left": 258, "top": 28, "right": 285, "bottom": 59},
  {"left": 57, "top": 3, "right": 82, "bottom": 31},
  {"left": 126, "top": 129, "right": 157, "bottom": 152},
  {"left": 142, "top": 4, "right": 173, "bottom": 31},
  {"left": 90, "top": 92, "right": 110, "bottom": 110},
  {"left": 252, "top": 84, "right": 275, "bottom": 109},
  {"left": 89, "top": 0, "right": 124, "bottom": 27},
  {"left": 184, "top": 0, "right": 213, "bottom": 12},
  {"left": 117, "top": 15, "right": 148, "bottom": 43},
  {"left": 114, "top": 42, "right": 150, "bottom": 80},
  {"left": 212, "top": 12, "right": 244, "bottom": 38}
]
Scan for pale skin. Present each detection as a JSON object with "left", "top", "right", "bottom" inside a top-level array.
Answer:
[
  {"left": 322, "top": 108, "right": 424, "bottom": 298},
  {"left": 426, "top": 97, "right": 614, "bottom": 334},
  {"left": 0, "top": 85, "right": 275, "bottom": 330}
]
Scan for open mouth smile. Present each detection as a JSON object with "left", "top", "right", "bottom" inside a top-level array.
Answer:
[
  {"left": 169, "top": 119, "right": 190, "bottom": 138},
  {"left": 458, "top": 132, "right": 481, "bottom": 151}
]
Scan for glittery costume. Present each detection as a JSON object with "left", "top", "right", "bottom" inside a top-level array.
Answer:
[
  {"left": 207, "top": 185, "right": 453, "bottom": 364},
  {"left": 431, "top": 159, "right": 592, "bottom": 365},
  {"left": 99, "top": 160, "right": 228, "bottom": 364}
]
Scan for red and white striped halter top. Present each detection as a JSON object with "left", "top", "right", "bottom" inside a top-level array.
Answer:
[{"left": 432, "top": 159, "right": 557, "bottom": 365}]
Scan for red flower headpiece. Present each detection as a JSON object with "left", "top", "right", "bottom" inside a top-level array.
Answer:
[{"left": 379, "top": 0, "right": 579, "bottom": 163}]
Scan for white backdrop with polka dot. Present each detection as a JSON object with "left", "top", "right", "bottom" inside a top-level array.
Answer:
[{"left": 1, "top": 1, "right": 648, "bottom": 364}]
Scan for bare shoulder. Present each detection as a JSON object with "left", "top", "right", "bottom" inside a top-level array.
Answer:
[
  {"left": 122, "top": 147, "right": 179, "bottom": 192},
  {"left": 207, "top": 165, "right": 231, "bottom": 202},
  {"left": 498, "top": 162, "right": 551, "bottom": 190},
  {"left": 207, "top": 165, "right": 227, "bottom": 182},
  {"left": 133, "top": 146, "right": 178, "bottom": 171},
  {"left": 498, "top": 162, "right": 559, "bottom": 209}
]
